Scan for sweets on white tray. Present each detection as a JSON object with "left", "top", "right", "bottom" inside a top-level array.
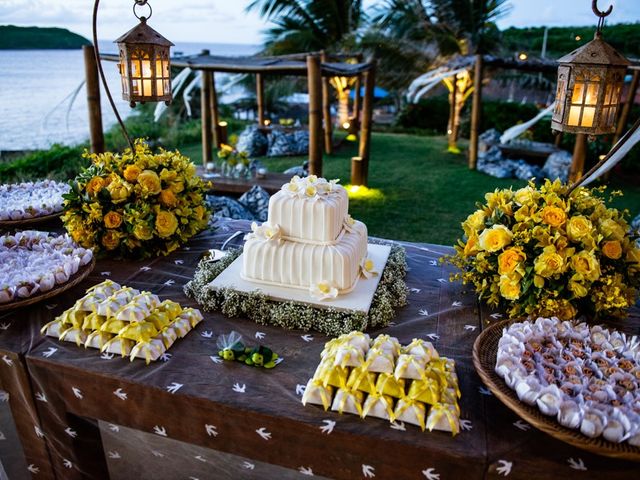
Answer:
[
  {"left": 496, "top": 317, "right": 640, "bottom": 446},
  {"left": 0, "top": 230, "right": 93, "bottom": 304},
  {"left": 302, "top": 331, "right": 461, "bottom": 434},
  {"left": 41, "top": 280, "right": 203, "bottom": 364},
  {"left": 0, "top": 180, "right": 69, "bottom": 221}
]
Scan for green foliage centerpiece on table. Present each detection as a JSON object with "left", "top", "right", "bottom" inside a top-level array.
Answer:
[
  {"left": 62, "top": 140, "right": 210, "bottom": 258},
  {"left": 445, "top": 179, "right": 640, "bottom": 320}
]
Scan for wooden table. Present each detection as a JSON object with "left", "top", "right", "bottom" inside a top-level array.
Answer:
[
  {"left": 198, "top": 169, "right": 291, "bottom": 196},
  {"left": 1, "top": 219, "right": 638, "bottom": 479}
]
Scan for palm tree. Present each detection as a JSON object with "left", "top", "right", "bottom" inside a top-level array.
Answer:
[{"left": 246, "top": 0, "right": 364, "bottom": 55}]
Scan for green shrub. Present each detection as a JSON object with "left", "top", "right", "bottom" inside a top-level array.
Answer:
[
  {"left": 395, "top": 95, "right": 450, "bottom": 133},
  {"left": 0, "top": 144, "right": 88, "bottom": 183}
]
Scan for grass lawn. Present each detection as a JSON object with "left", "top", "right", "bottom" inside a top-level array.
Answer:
[{"left": 181, "top": 133, "right": 640, "bottom": 246}]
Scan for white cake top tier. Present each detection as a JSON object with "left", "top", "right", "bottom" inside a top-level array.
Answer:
[{"left": 267, "top": 175, "right": 349, "bottom": 244}]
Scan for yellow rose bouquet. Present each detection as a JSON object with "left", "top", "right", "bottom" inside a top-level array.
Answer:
[
  {"left": 62, "top": 140, "right": 210, "bottom": 258},
  {"left": 445, "top": 179, "right": 640, "bottom": 320}
]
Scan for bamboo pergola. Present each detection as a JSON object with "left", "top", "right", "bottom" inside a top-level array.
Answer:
[{"left": 98, "top": 50, "right": 377, "bottom": 186}]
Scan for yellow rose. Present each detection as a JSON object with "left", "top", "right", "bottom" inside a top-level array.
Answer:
[
  {"left": 602, "top": 240, "right": 623, "bottom": 260},
  {"left": 193, "top": 205, "right": 206, "bottom": 221},
  {"left": 534, "top": 249, "right": 565, "bottom": 278},
  {"left": 101, "top": 230, "right": 121, "bottom": 250},
  {"left": 160, "top": 168, "right": 178, "bottom": 182},
  {"left": 514, "top": 186, "right": 536, "bottom": 206},
  {"left": 571, "top": 250, "right": 601, "bottom": 281},
  {"left": 463, "top": 210, "right": 486, "bottom": 236},
  {"left": 103, "top": 211, "right": 123, "bottom": 229},
  {"left": 106, "top": 177, "right": 130, "bottom": 204},
  {"left": 599, "top": 218, "right": 626, "bottom": 241},
  {"left": 159, "top": 188, "right": 178, "bottom": 208},
  {"left": 463, "top": 233, "right": 480, "bottom": 257},
  {"left": 86, "top": 176, "right": 105, "bottom": 196},
  {"left": 478, "top": 225, "right": 513, "bottom": 252},
  {"left": 133, "top": 222, "right": 154, "bottom": 241},
  {"left": 569, "top": 275, "right": 589, "bottom": 298},
  {"left": 155, "top": 210, "right": 179, "bottom": 238},
  {"left": 556, "top": 301, "right": 577, "bottom": 321},
  {"left": 498, "top": 247, "right": 526, "bottom": 275},
  {"left": 499, "top": 274, "right": 521, "bottom": 300},
  {"left": 138, "top": 170, "right": 162, "bottom": 195},
  {"left": 627, "top": 247, "right": 640, "bottom": 271},
  {"left": 169, "top": 181, "right": 185, "bottom": 194},
  {"left": 104, "top": 173, "right": 119, "bottom": 186},
  {"left": 123, "top": 164, "right": 142, "bottom": 183},
  {"left": 541, "top": 205, "right": 567, "bottom": 228},
  {"left": 566, "top": 215, "right": 593, "bottom": 243}
]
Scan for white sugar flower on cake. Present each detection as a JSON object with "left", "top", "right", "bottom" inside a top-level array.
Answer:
[
  {"left": 245, "top": 222, "right": 282, "bottom": 241},
  {"left": 360, "top": 257, "right": 378, "bottom": 279},
  {"left": 281, "top": 175, "right": 344, "bottom": 200},
  {"left": 310, "top": 281, "right": 339, "bottom": 301}
]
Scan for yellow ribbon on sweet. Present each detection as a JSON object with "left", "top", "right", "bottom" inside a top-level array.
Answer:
[
  {"left": 376, "top": 373, "right": 405, "bottom": 398},
  {"left": 159, "top": 325, "right": 178, "bottom": 348},
  {"left": 408, "top": 378, "right": 440, "bottom": 405},
  {"left": 117, "top": 321, "right": 159, "bottom": 343},
  {"left": 81, "top": 312, "right": 106, "bottom": 331},
  {"left": 40, "top": 319, "right": 63, "bottom": 335},
  {"left": 59, "top": 327, "right": 85, "bottom": 346},
  {"left": 395, "top": 354, "right": 428, "bottom": 382},
  {"left": 130, "top": 340, "right": 163, "bottom": 365},
  {"left": 308, "top": 379, "right": 334, "bottom": 410},
  {"left": 372, "top": 335, "right": 400, "bottom": 356},
  {"left": 180, "top": 308, "right": 201, "bottom": 327},
  {"left": 158, "top": 300, "right": 182, "bottom": 320},
  {"left": 395, "top": 398, "right": 426, "bottom": 431},
  {"left": 100, "top": 337, "right": 131, "bottom": 357},
  {"left": 337, "top": 345, "right": 364, "bottom": 369},
  {"left": 84, "top": 330, "right": 112, "bottom": 349},
  {"left": 316, "top": 360, "right": 348, "bottom": 390},
  {"left": 362, "top": 393, "right": 395, "bottom": 421},
  {"left": 347, "top": 363, "right": 375, "bottom": 393},
  {"left": 336, "top": 389, "right": 363, "bottom": 416},
  {"left": 427, "top": 403, "right": 460, "bottom": 436}
]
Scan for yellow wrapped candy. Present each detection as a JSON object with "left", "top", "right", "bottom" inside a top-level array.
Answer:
[
  {"left": 118, "top": 321, "right": 159, "bottom": 343},
  {"left": 146, "top": 310, "right": 172, "bottom": 330},
  {"left": 301, "top": 379, "right": 334, "bottom": 411},
  {"left": 426, "top": 403, "right": 460, "bottom": 435},
  {"left": 362, "top": 393, "right": 395, "bottom": 421},
  {"left": 313, "top": 359, "right": 349, "bottom": 389},
  {"left": 67, "top": 308, "right": 89, "bottom": 329},
  {"left": 115, "top": 303, "right": 151, "bottom": 322},
  {"left": 375, "top": 373, "right": 406, "bottom": 398},
  {"left": 393, "top": 398, "right": 427, "bottom": 431},
  {"left": 81, "top": 312, "right": 106, "bottom": 331},
  {"left": 407, "top": 378, "right": 440, "bottom": 406},
  {"left": 157, "top": 299, "right": 183, "bottom": 320},
  {"left": 99, "top": 318, "right": 128, "bottom": 334},
  {"left": 170, "top": 317, "right": 191, "bottom": 338},
  {"left": 346, "top": 366, "right": 378, "bottom": 394},
  {"left": 341, "top": 331, "right": 370, "bottom": 353}
]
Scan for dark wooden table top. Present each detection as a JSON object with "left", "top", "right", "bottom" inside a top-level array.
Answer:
[
  {"left": 198, "top": 169, "right": 291, "bottom": 195},
  {"left": 0, "top": 219, "right": 637, "bottom": 479}
]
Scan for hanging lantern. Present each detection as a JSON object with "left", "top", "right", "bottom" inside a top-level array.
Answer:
[
  {"left": 115, "top": 1, "right": 173, "bottom": 107},
  {"left": 551, "top": 1, "right": 629, "bottom": 135}
]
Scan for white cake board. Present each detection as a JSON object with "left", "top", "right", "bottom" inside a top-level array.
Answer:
[{"left": 207, "top": 243, "right": 391, "bottom": 314}]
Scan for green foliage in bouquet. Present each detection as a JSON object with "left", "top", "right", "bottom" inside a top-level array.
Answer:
[
  {"left": 445, "top": 180, "right": 640, "bottom": 320},
  {"left": 62, "top": 140, "right": 210, "bottom": 258}
]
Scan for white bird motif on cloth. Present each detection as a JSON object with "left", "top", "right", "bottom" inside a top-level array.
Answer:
[
  {"left": 201, "top": 331, "right": 213, "bottom": 338},
  {"left": 388, "top": 321, "right": 398, "bottom": 327},
  {"left": 410, "top": 288, "right": 421, "bottom": 293},
  {"left": 452, "top": 301, "right": 462, "bottom": 307},
  {"left": 479, "top": 387, "right": 493, "bottom": 396},
  {"left": 63, "top": 459, "right": 73, "bottom": 469},
  {"left": 205, "top": 424, "right": 218, "bottom": 437},
  {"left": 0, "top": 392, "right": 8, "bottom": 402},
  {"left": 301, "top": 334, "right": 313, "bottom": 342},
  {"left": 164, "top": 279, "right": 175, "bottom": 286},
  {"left": 166, "top": 382, "right": 183, "bottom": 394},
  {"left": 174, "top": 260, "right": 184, "bottom": 265},
  {"left": 299, "top": 466, "right": 314, "bottom": 476},
  {"left": 418, "top": 309, "right": 429, "bottom": 316},
  {"left": 151, "top": 450, "right": 165, "bottom": 457},
  {"left": 490, "top": 313, "right": 503, "bottom": 319},
  {"left": 496, "top": 460, "right": 512, "bottom": 476},
  {"left": 390, "top": 420, "right": 406, "bottom": 431},
  {"left": 464, "top": 325, "right": 477, "bottom": 331},
  {"left": 64, "top": 427, "right": 77, "bottom": 438},
  {"left": 108, "top": 424, "right": 119, "bottom": 432},
  {"left": 140, "top": 266, "right": 152, "bottom": 272},
  {"left": 2, "top": 355, "right": 13, "bottom": 366},
  {"left": 232, "top": 383, "right": 246, "bottom": 393},
  {"left": 153, "top": 425, "right": 167, "bottom": 437},
  {"left": 108, "top": 451, "right": 120, "bottom": 459},
  {"left": 256, "top": 427, "right": 272, "bottom": 440},
  {"left": 183, "top": 246, "right": 191, "bottom": 251},
  {"left": 425, "top": 333, "right": 439, "bottom": 341},
  {"left": 362, "top": 464, "right": 376, "bottom": 478},
  {"left": 35, "top": 392, "right": 46, "bottom": 402},
  {"left": 0, "top": 322, "right": 11, "bottom": 330},
  {"left": 101, "top": 352, "right": 114, "bottom": 360},
  {"left": 160, "top": 353, "right": 172, "bottom": 362},
  {"left": 255, "top": 331, "right": 265, "bottom": 340},
  {"left": 34, "top": 426, "right": 44, "bottom": 438},
  {"left": 100, "top": 271, "right": 111, "bottom": 276},
  {"left": 194, "top": 455, "right": 206, "bottom": 463},
  {"left": 0, "top": 431, "right": 5, "bottom": 440},
  {"left": 45, "top": 303, "right": 57, "bottom": 310},
  {"left": 210, "top": 355, "right": 223, "bottom": 364},
  {"left": 460, "top": 419, "right": 473, "bottom": 431},
  {"left": 319, "top": 419, "right": 336, "bottom": 434},
  {"left": 42, "top": 347, "right": 57, "bottom": 358},
  {"left": 28, "top": 465, "right": 40, "bottom": 474},
  {"left": 296, "top": 384, "right": 306, "bottom": 395},
  {"left": 568, "top": 458, "right": 587, "bottom": 471},
  {"left": 429, "top": 260, "right": 438, "bottom": 266},
  {"left": 422, "top": 468, "right": 440, "bottom": 480},
  {"left": 72, "top": 387, "right": 83, "bottom": 399},
  {"left": 113, "top": 388, "right": 127, "bottom": 400},
  {"left": 513, "top": 420, "right": 530, "bottom": 431},
  {"left": 437, "top": 278, "right": 447, "bottom": 284},
  {"left": 242, "top": 461, "right": 255, "bottom": 470}
]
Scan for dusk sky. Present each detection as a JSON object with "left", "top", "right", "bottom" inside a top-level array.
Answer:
[{"left": 1, "top": 0, "right": 639, "bottom": 44}]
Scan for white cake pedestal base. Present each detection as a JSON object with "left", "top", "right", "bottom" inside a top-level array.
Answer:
[{"left": 207, "top": 244, "right": 391, "bottom": 314}]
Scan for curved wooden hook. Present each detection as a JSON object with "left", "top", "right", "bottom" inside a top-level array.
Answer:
[{"left": 592, "top": 0, "right": 613, "bottom": 18}]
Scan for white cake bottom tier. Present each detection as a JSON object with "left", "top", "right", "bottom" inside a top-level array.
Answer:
[{"left": 241, "top": 221, "right": 368, "bottom": 293}]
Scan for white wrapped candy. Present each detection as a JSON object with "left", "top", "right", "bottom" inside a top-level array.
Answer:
[
  {"left": 362, "top": 394, "right": 395, "bottom": 421},
  {"left": 515, "top": 377, "right": 543, "bottom": 406},
  {"left": 394, "top": 354, "right": 427, "bottom": 380},
  {"left": 426, "top": 403, "right": 460, "bottom": 435},
  {"left": 371, "top": 334, "right": 401, "bottom": 358},
  {"left": 301, "top": 379, "right": 334, "bottom": 411},
  {"left": 333, "top": 345, "right": 364, "bottom": 368},
  {"left": 557, "top": 400, "right": 582, "bottom": 429},
  {"left": 580, "top": 408, "right": 608, "bottom": 438},
  {"left": 602, "top": 410, "right": 632, "bottom": 443},
  {"left": 331, "top": 389, "right": 364, "bottom": 416},
  {"left": 536, "top": 385, "right": 563, "bottom": 416},
  {"left": 403, "top": 339, "right": 438, "bottom": 361},
  {"left": 393, "top": 398, "right": 426, "bottom": 430},
  {"left": 130, "top": 339, "right": 166, "bottom": 365},
  {"left": 365, "top": 347, "right": 395, "bottom": 374},
  {"left": 341, "top": 331, "right": 370, "bottom": 353}
]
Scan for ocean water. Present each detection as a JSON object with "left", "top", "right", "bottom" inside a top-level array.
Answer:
[{"left": 0, "top": 42, "right": 258, "bottom": 152}]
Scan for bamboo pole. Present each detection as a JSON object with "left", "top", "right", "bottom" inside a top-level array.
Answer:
[
  {"left": 469, "top": 54, "right": 484, "bottom": 169},
  {"left": 613, "top": 70, "right": 639, "bottom": 144},
  {"left": 352, "top": 53, "right": 363, "bottom": 132},
  {"left": 256, "top": 73, "right": 266, "bottom": 126},
  {"left": 447, "top": 73, "right": 458, "bottom": 151},
  {"left": 320, "top": 51, "right": 333, "bottom": 155},
  {"left": 354, "top": 60, "right": 375, "bottom": 186},
  {"left": 570, "top": 133, "right": 588, "bottom": 183},
  {"left": 210, "top": 71, "right": 221, "bottom": 148},
  {"left": 201, "top": 68, "right": 213, "bottom": 166},
  {"left": 83, "top": 45, "right": 104, "bottom": 154},
  {"left": 307, "top": 55, "right": 323, "bottom": 176}
]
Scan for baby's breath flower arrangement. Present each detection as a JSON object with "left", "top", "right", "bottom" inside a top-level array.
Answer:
[
  {"left": 62, "top": 140, "right": 210, "bottom": 258},
  {"left": 445, "top": 179, "right": 640, "bottom": 320}
]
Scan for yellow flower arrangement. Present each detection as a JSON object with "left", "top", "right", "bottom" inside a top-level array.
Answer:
[
  {"left": 446, "top": 179, "right": 640, "bottom": 320},
  {"left": 62, "top": 140, "right": 210, "bottom": 258}
]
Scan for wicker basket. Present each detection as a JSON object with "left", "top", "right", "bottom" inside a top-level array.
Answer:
[
  {"left": 473, "top": 319, "right": 640, "bottom": 461},
  {"left": 0, "top": 212, "right": 62, "bottom": 229}
]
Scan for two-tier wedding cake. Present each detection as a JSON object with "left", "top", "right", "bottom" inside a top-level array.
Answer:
[{"left": 241, "top": 175, "right": 373, "bottom": 299}]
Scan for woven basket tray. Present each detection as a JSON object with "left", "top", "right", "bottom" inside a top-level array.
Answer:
[
  {"left": 0, "top": 257, "right": 95, "bottom": 313},
  {"left": 473, "top": 319, "right": 640, "bottom": 462},
  {"left": 0, "top": 212, "right": 62, "bottom": 229}
]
